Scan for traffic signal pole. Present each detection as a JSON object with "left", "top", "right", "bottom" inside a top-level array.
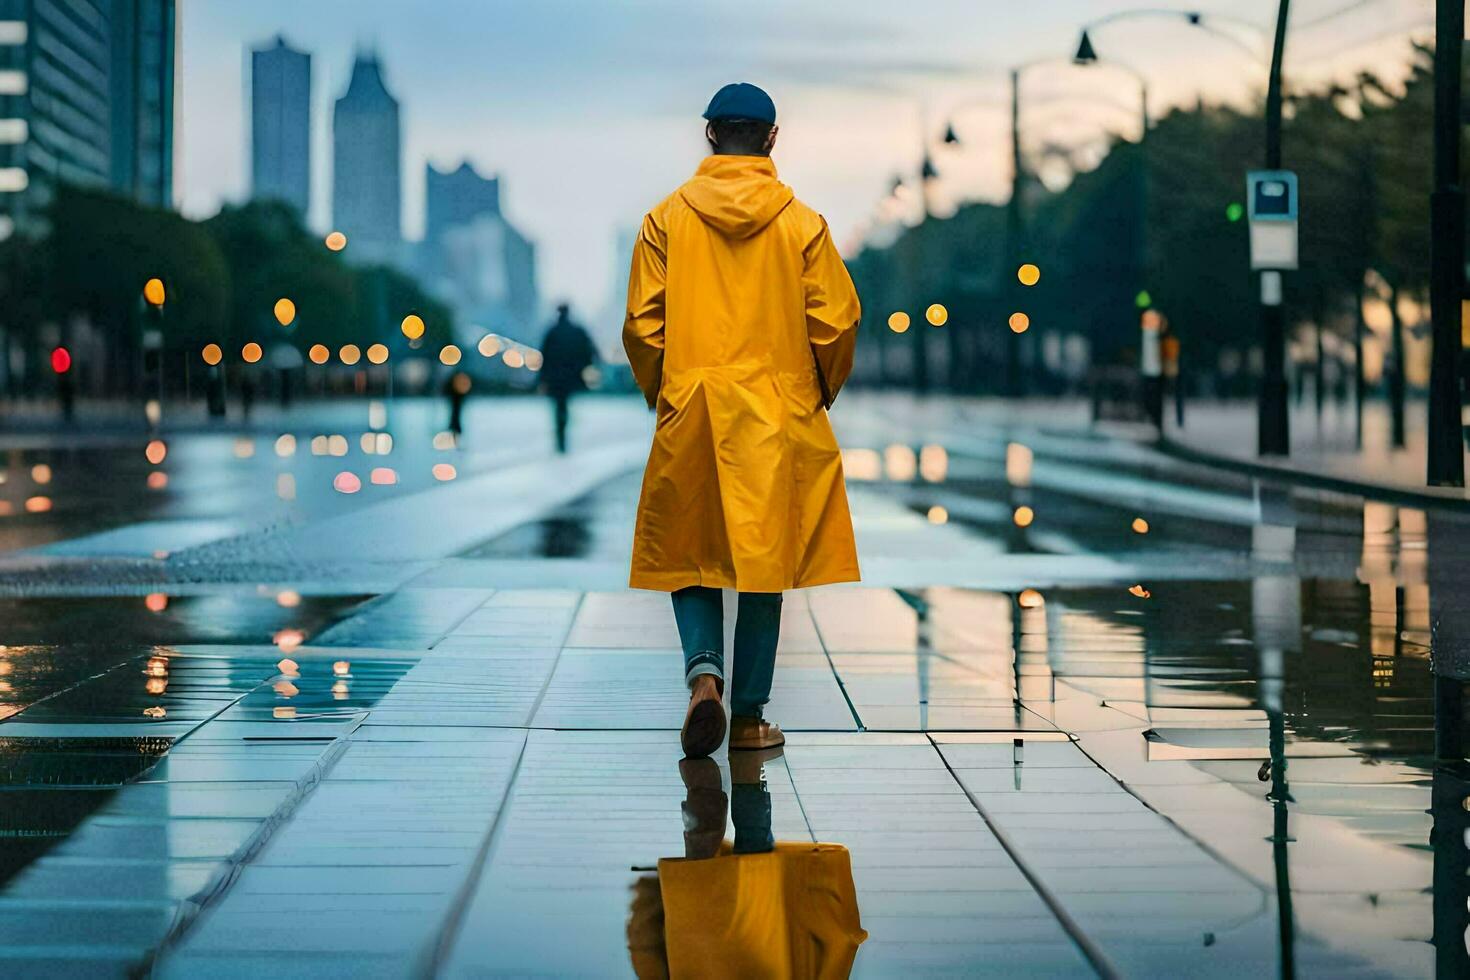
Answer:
[
  {"left": 1427, "top": 0, "right": 1465, "bottom": 487},
  {"left": 1257, "top": 0, "right": 1291, "bottom": 457}
]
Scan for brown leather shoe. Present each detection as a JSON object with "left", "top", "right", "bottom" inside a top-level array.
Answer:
[
  {"left": 681, "top": 674, "right": 726, "bottom": 759},
  {"left": 729, "top": 715, "right": 784, "bottom": 751}
]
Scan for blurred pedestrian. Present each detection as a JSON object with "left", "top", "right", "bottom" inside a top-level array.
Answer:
[
  {"left": 624, "top": 81, "right": 861, "bottom": 759},
  {"left": 1161, "top": 319, "right": 1183, "bottom": 427},
  {"left": 539, "top": 303, "right": 597, "bottom": 453},
  {"left": 444, "top": 371, "right": 470, "bottom": 438},
  {"left": 1139, "top": 309, "right": 1164, "bottom": 430}
]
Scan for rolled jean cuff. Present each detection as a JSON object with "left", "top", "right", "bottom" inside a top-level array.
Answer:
[{"left": 685, "top": 652, "right": 724, "bottom": 687}]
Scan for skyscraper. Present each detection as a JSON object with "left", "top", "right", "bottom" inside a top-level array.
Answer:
[
  {"left": 0, "top": 0, "right": 176, "bottom": 237},
  {"left": 420, "top": 161, "right": 538, "bottom": 343},
  {"left": 333, "top": 52, "right": 400, "bottom": 264},
  {"left": 250, "top": 35, "right": 310, "bottom": 216},
  {"left": 110, "top": 0, "right": 176, "bottom": 208}
]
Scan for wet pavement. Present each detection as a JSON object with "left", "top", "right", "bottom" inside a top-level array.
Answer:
[{"left": 1, "top": 393, "right": 1468, "bottom": 977}]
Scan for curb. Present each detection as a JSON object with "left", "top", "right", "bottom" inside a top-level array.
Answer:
[{"left": 1156, "top": 437, "right": 1470, "bottom": 513}]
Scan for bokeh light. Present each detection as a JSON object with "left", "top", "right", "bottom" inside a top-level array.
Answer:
[
  {"left": 202, "top": 343, "right": 223, "bottom": 365},
  {"left": 370, "top": 467, "right": 398, "bottom": 485},
  {"left": 925, "top": 303, "right": 948, "bottom": 326},
  {"left": 367, "top": 343, "right": 389, "bottom": 365},
  {"left": 31, "top": 464, "right": 51, "bottom": 484},
  {"left": 1017, "top": 263, "right": 1041, "bottom": 286},
  {"left": 478, "top": 334, "right": 502, "bottom": 357},
  {"left": 439, "top": 345, "right": 462, "bottom": 366},
  {"left": 275, "top": 434, "right": 297, "bottom": 457},
  {"left": 308, "top": 344, "right": 329, "bottom": 365},
  {"left": 503, "top": 349, "right": 525, "bottom": 369},
  {"left": 433, "top": 463, "right": 458, "bottom": 481},
  {"left": 143, "top": 277, "right": 166, "bottom": 306},
  {"left": 273, "top": 298, "right": 296, "bottom": 327},
  {"left": 887, "top": 311, "right": 910, "bottom": 333},
  {"left": 1132, "top": 517, "right": 1150, "bottom": 534},
  {"left": 333, "top": 471, "right": 361, "bottom": 494},
  {"left": 144, "top": 593, "right": 168, "bottom": 613},
  {"left": 325, "top": 230, "right": 348, "bottom": 251},
  {"left": 1129, "top": 584, "right": 1152, "bottom": 598},
  {"left": 145, "top": 440, "right": 167, "bottom": 465},
  {"left": 339, "top": 344, "right": 361, "bottom": 366},
  {"left": 401, "top": 313, "right": 425, "bottom": 340},
  {"left": 147, "top": 471, "right": 168, "bottom": 490},
  {"left": 242, "top": 342, "right": 263, "bottom": 363},
  {"left": 1008, "top": 312, "right": 1030, "bottom": 334},
  {"left": 1018, "top": 588, "right": 1044, "bottom": 608},
  {"left": 1013, "top": 505, "right": 1035, "bottom": 528},
  {"left": 525, "top": 350, "right": 544, "bottom": 371},
  {"left": 25, "top": 496, "right": 52, "bottom": 513},
  {"left": 927, "top": 505, "right": 948, "bottom": 525}
]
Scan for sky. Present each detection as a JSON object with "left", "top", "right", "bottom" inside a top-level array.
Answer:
[{"left": 178, "top": 0, "right": 1434, "bottom": 331}]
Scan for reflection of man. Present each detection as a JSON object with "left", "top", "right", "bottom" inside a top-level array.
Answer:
[
  {"left": 539, "top": 303, "right": 598, "bottom": 453},
  {"left": 628, "top": 751, "right": 867, "bottom": 979}
]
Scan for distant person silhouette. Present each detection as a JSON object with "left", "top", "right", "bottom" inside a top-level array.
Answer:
[
  {"left": 444, "top": 371, "right": 470, "bottom": 439},
  {"left": 539, "top": 303, "right": 598, "bottom": 453}
]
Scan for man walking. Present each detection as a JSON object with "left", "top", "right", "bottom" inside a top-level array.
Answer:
[
  {"left": 623, "top": 82, "right": 862, "bottom": 758},
  {"left": 540, "top": 302, "right": 598, "bottom": 453}
]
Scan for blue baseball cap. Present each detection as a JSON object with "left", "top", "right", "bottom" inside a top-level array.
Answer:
[{"left": 702, "top": 82, "right": 776, "bottom": 124}]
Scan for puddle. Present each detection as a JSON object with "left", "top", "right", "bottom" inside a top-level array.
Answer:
[{"left": 463, "top": 470, "right": 640, "bottom": 559}]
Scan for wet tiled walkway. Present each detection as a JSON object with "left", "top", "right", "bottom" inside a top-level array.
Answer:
[{"left": 4, "top": 395, "right": 1469, "bottom": 977}]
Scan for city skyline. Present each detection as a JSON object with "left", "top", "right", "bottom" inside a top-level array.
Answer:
[{"left": 179, "top": 0, "right": 1434, "bottom": 325}]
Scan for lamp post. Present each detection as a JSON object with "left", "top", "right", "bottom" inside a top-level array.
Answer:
[{"left": 1426, "top": 0, "right": 1465, "bottom": 486}]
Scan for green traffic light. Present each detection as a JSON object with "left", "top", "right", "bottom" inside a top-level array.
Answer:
[
  {"left": 1135, "top": 290, "right": 1152, "bottom": 309},
  {"left": 1225, "top": 202, "right": 1244, "bottom": 223}
]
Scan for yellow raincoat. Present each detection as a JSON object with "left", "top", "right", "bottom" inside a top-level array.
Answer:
[
  {"left": 629, "top": 842, "right": 869, "bottom": 980},
  {"left": 624, "top": 155, "right": 862, "bottom": 593}
]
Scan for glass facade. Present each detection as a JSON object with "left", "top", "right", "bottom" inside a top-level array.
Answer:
[{"left": 0, "top": 0, "right": 173, "bottom": 237}]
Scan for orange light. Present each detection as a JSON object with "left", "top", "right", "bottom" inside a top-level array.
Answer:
[
  {"left": 273, "top": 298, "right": 296, "bottom": 327},
  {"left": 401, "top": 314, "right": 425, "bottom": 340},
  {"left": 31, "top": 464, "right": 51, "bottom": 484},
  {"left": 1018, "top": 588, "right": 1044, "bottom": 608},
  {"left": 145, "top": 440, "right": 167, "bottom": 465},
  {"left": 439, "top": 345, "right": 461, "bottom": 366},
  {"left": 478, "top": 334, "right": 501, "bottom": 357},
  {"left": 432, "top": 463, "right": 457, "bottom": 482},
  {"left": 242, "top": 342, "right": 263, "bottom": 364},
  {"left": 370, "top": 466, "right": 398, "bottom": 485},
  {"left": 325, "top": 231, "right": 347, "bottom": 252},
  {"left": 147, "top": 471, "right": 168, "bottom": 490},
  {"left": 925, "top": 303, "right": 948, "bottom": 326},
  {"left": 202, "top": 343, "right": 223, "bottom": 365},
  {"left": 1129, "top": 584, "right": 1152, "bottom": 598},
  {"left": 927, "top": 505, "right": 948, "bottom": 524},
  {"left": 24, "top": 496, "right": 52, "bottom": 513},
  {"left": 339, "top": 344, "right": 361, "bottom": 366},
  {"left": 143, "top": 277, "right": 166, "bottom": 306},
  {"left": 1008, "top": 312, "right": 1030, "bottom": 334},
  {"left": 144, "top": 593, "right": 168, "bottom": 613},
  {"left": 1017, "top": 264, "right": 1041, "bottom": 287},
  {"left": 276, "top": 589, "right": 301, "bottom": 608},
  {"left": 308, "top": 344, "right": 329, "bottom": 365},
  {"left": 503, "top": 349, "right": 525, "bottom": 369},
  {"left": 1132, "top": 517, "right": 1150, "bottom": 534},
  {"left": 333, "top": 660, "right": 351, "bottom": 676},
  {"left": 1013, "top": 505, "right": 1034, "bottom": 528},
  {"left": 367, "top": 343, "right": 389, "bottom": 365},
  {"left": 333, "top": 471, "right": 362, "bottom": 494},
  {"left": 888, "top": 311, "right": 910, "bottom": 333}
]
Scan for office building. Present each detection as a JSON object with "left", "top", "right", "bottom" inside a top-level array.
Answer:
[{"left": 250, "top": 34, "right": 310, "bottom": 216}]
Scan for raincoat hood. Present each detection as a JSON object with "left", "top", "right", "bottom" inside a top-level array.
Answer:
[{"left": 679, "top": 156, "right": 794, "bottom": 240}]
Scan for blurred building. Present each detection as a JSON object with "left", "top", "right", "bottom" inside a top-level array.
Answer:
[
  {"left": 250, "top": 35, "right": 310, "bottom": 216},
  {"left": 419, "top": 161, "right": 537, "bottom": 343},
  {"left": 0, "top": 0, "right": 177, "bottom": 238},
  {"left": 333, "top": 52, "right": 401, "bottom": 265}
]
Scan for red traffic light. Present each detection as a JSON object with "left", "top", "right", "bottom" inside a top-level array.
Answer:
[{"left": 50, "top": 347, "right": 72, "bottom": 374}]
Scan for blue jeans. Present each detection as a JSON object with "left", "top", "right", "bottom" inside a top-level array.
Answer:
[{"left": 671, "top": 586, "right": 782, "bottom": 718}]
